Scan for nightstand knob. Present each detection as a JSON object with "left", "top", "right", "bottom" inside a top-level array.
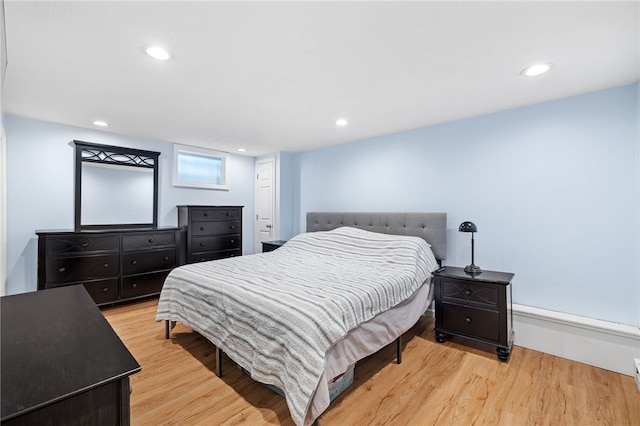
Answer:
[
  {"left": 464, "top": 289, "right": 472, "bottom": 296},
  {"left": 465, "top": 317, "right": 472, "bottom": 324}
]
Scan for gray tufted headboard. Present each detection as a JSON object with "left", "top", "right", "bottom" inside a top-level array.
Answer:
[{"left": 306, "top": 212, "right": 447, "bottom": 261}]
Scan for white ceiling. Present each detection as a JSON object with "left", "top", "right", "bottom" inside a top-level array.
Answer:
[{"left": 2, "top": 1, "right": 638, "bottom": 157}]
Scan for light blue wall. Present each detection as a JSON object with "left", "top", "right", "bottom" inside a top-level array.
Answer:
[
  {"left": 292, "top": 83, "right": 640, "bottom": 326},
  {"left": 4, "top": 114, "right": 256, "bottom": 295}
]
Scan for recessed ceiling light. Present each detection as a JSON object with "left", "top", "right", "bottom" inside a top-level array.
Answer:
[
  {"left": 237, "top": 148, "right": 247, "bottom": 152},
  {"left": 521, "top": 63, "right": 552, "bottom": 77},
  {"left": 335, "top": 119, "right": 349, "bottom": 126},
  {"left": 146, "top": 46, "right": 170, "bottom": 60},
  {"left": 93, "top": 120, "right": 109, "bottom": 127}
]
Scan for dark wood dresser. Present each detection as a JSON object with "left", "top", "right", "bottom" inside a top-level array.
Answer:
[
  {"left": 36, "top": 227, "right": 180, "bottom": 306},
  {"left": 1, "top": 285, "right": 141, "bottom": 425},
  {"left": 433, "top": 266, "right": 514, "bottom": 361},
  {"left": 178, "top": 205, "right": 243, "bottom": 264}
]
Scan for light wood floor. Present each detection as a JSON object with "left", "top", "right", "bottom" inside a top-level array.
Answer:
[{"left": 102, "top": 298, "right": 639, "bottom": 425}]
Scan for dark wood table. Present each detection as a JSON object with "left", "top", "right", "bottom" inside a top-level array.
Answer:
[
  {"left": 433, "top": 266, "right": 514, "bottom": 361},
  {"left": 1, "top": 285, "right": 141, "bottom": 425}
]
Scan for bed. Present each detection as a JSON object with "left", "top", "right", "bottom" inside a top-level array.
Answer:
[{"left": 156, "top": 211, "right": 446, "bottom": 426}]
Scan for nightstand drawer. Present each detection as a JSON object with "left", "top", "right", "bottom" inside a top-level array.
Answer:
[
  {"left": 441, "top": 302, "right": 500, "bottom": 342},
  {"left": 441, "top": 279, "right": 498, "bottom": 308}
]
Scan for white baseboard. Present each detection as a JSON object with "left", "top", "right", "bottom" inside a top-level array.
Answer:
[{"left": 512, "top": 304, "right": 640, "bottom": 376}]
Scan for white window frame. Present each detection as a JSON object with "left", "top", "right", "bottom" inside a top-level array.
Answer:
[{"left": 172, "top": 144, "right": 230, "bottom": 190}]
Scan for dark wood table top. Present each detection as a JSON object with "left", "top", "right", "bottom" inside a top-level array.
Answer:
[
  {"left": 1, "top": 285, "right": 141, "bottom": 422},
  {"left": 433, "top": 266, "right": 514, "bottom": 285}
]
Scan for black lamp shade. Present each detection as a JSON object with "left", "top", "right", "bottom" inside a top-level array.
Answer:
[{"left": 458, "top": 221, "right": 477, "bottom": 233}]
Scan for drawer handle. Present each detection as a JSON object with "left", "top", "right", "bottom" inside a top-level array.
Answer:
[
  {"left": 200, "top": 226, "right": 205, "bottom": 231},
  {"left": 148, "top": 238, "right": 154, "bottom": 243},
  {"left": 58, "top": 267, "right": 66, "bottom": 272},
  {"left": 163, "top": 256, "right": 169, "bottom": 261},
  {"left": 131, "top": 283, "right": 137, "bottom": 288},
  {"left": 81, "top": 242, "right": 89, "bottom": 248},
  {"left": 465, "top": 317, "right": 472, "bottom": 324},
  {"left": 464, "top": 289, "right": 472, "bottom": 296},
  {"left": 102, "top": 287, "right": 109, "bottom": 293},
  {"left": 226, "top": 212, "right": 230, "bottom": 216},
  {"left": 131, "top": 260, "right": 137, "bottom": 265},
  {"left": 204, "top": 212, "right": 209, "bottom": 217},
  {"left": 230, "top": 239, "right": 235, "bottom": 243},
  {"left": 200, "top": 242, "right": 205, "bottom": 246},
  {"left": 103, "top": 263, "right": 109, "bottom": 268},
  {"left": 229, "top": 225, "right": 235, "bottom": 229}
]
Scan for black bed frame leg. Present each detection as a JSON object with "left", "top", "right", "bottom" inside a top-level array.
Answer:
[
  {"left": 396, "top": 336, "right": 402, "bottom": 364},
  {"left": 215, "top": 347, "right": 223, "bottom": 377},
  {"left": 164, "top": 320, "right": 177, "bottom": 339}
]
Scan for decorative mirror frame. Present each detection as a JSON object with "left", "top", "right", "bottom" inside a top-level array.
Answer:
[{"left": 73, "top": 140, "right": 160, "bottom": 230}]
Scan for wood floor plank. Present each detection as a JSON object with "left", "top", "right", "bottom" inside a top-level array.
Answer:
[{"left": 102, "top": 298, "right": 640, "bottom": 425}]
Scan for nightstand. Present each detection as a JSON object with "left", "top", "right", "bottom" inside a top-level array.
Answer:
[
  {"left": 261, "top": 240, "right": 287, "bottom": 253},
  {"left": 433, "top": 266, "right": 514, "bottom": 361}
]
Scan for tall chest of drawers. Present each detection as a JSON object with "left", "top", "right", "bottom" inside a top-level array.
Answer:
[
  {"left": 36, "top": 228, "right": 180, "bottom": 306},
  {"left": 177, "top": 206, "right": 243, "bottom": 264}
]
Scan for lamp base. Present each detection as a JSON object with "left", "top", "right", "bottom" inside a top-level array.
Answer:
[{"left": 464, "top": 264, "right": 482, "bottom": 274}]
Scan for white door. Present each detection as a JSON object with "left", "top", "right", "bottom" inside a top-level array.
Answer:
[{"left": 255, "top": 157, "right": 275, "bottom": 253}]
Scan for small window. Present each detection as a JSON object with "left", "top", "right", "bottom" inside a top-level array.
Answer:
[{"left": 173, "top": 144, "right": 229, "bottom": 190}]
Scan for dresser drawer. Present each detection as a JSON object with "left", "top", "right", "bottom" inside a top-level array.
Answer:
[
  {"left": 122, "top": 231, "right": 176, "bottom": 251},
  {"left": 440, "top": 279, "right": 498, "bottom": 308},
  {"left": 122, "top": 248, "right": 177, "bottom": 275},
  {"left": 189, "top": 249, "right": 240, "bottom": 264},
  {"left": 191, "top": 235, "right": 240, "bottom": 254},
  {"left": 46, "top": 235, "right": 119, "bottom": 256},
  {"left": 81, "top": 279, "right": 120, "bottom": 304},
  {"left": 121, "top": 270, "right": 170, "bottom": 298},
  {"left": 441, "top": 302, "right": 500, "bottom": 342},
  {"left": 190, "top": 208, "right": 241, "bottom": 222},
  {"left": 191, "top": 220, "right": 240, "bottom": 236},
  {"left": 46, "top": 254, "right": 120, "bottom": 283}
]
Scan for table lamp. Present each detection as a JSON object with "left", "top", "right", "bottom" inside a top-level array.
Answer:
[{"left": 459, "top": 221, "right": 482, "bottom": 274}]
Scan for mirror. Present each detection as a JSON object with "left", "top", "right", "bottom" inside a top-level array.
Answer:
[{"left": 74, "top": 141, "right": 160, "bottom": 230}]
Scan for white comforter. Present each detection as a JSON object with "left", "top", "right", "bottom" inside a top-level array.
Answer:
[{"left": 155, "top": 226, "right": 439, "bottom": 425}]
